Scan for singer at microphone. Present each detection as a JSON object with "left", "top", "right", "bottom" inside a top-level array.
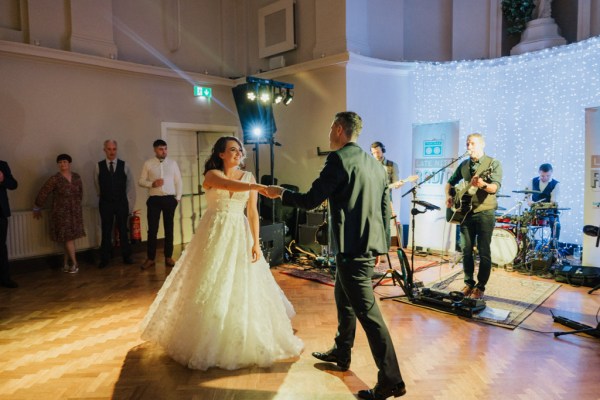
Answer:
[{"left": 444, "top": 133, "right": 503, "bottom": 301}]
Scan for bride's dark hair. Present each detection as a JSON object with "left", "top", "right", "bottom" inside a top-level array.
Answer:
[{"left": 203, "top": 136, "right": 246, "bottom": 175}]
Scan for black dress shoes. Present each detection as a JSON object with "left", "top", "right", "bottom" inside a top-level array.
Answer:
[
  {"left": 1, "top": 279, "right": 18, "bottom": 288},
  {"left": 123, "top": 257, "right": 134, "bottom": 265},
  {"left": 311, "top": 350, "right": 351, "bottom": 371},
  {"left": 98, "top": 260, "right": 109, "bottom": 269},
  {"left": 357, "top": 382, "right": 406, "bottom": 399}
]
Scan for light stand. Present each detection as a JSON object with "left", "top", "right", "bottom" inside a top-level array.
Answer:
[
  {"left": 269, "top": 139, "right": 276, "bottom": 222},
  {"left": 253, "top": 143, "right": 261, "bottom": 215}
]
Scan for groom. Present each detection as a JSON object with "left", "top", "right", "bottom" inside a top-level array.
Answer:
[{"left": 264, "top": 111, "right": 405, "bottom": 399}]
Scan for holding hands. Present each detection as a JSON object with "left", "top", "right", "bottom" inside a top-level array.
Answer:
[{"left": 261, "top": 185, "right": 284, "bottom": 199}]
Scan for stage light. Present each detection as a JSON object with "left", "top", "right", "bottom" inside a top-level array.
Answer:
[
  {"left": 258, "top": 86, "right": 271, "bottom": 103},
  {"left": 252, "top": 127, "right": 263, "bottom": 137},
  {"left": 245, "top": 82, "right": 259, "bottom": 101},
  {"left": 246, "top": 76, "right": 294, "bottom": 106},
  {"left": 274, "top": 88, "right": 284, "bottom": 104},
  {"left": 284, "top": 89, "right": 294, "bottom": 105}
]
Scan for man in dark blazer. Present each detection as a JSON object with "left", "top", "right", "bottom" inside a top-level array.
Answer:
[
  {"left": 265, "top": 112, "right": 405, "bottom": 399},
  {"left": 0, "top": 160, "right": 18, "bottom": 288}
]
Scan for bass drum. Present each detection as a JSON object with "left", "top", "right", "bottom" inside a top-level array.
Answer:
[{"left": 490, "top": 228, "right": 518, "bottom": 266}]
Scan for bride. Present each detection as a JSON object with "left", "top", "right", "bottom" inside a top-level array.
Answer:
[{"left": 140, "top": 136, "right": 303, "bottom": 370}]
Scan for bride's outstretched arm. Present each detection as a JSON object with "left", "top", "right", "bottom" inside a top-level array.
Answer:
[{"left": 203, "top": 170, "right": 267, "bottom": 193}]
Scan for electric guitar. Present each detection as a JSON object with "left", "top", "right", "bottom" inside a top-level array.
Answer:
[
  {"left": 388, "top": 175, "right": 418, "bottom": 189},
  {"left": 446, "top": 167, "right": 494, "bottom": 225}
]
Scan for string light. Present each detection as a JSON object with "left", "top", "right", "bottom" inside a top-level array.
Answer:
[{"left": 411, "top": 36, "right": 600, "bottom": 245}]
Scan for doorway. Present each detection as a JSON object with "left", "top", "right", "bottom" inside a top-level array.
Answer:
[{"left": 161, "top": 122, "right": 239, "bottom": 246}]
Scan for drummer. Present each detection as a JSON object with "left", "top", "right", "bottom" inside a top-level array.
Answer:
[{"left": 527, "top": 163, "right": 560, "bottom": 242}]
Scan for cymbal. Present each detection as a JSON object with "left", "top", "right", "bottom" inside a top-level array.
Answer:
[
  {"left": 557, "top": 208, "right": 571, "bottom": 211},
  {"left": 496, "top": 194, "right": 511, "bottom": 198},
  {"left": 512, "top": 189, "right": 542, "bottom": 194},
  {"left": 497, "top": 206, "right": 507, "bottom": 211}
]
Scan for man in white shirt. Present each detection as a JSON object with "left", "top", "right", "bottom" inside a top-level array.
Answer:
[
  {"left": 138, "top": 139, "right": 182, "bottom": 269},
  {"left": 94, "top": 139, "right": 136, "bottom": 268}
]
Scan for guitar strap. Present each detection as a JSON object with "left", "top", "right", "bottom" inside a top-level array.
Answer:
[{"left": 469, "top": 156, "right": 495, "bottom": 180}]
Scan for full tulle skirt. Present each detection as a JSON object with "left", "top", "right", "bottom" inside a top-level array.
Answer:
[{"left": 140, "top": 207, "right": 303, "bottom": 370}]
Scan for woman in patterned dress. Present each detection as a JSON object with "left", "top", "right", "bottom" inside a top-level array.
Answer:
[{"left": 33, "top": 154, "right": 85, "bottom": 273}]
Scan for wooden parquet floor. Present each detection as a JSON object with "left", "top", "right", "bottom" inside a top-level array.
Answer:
[{"left": 1, "top": 250, "right": 599, "bottom": 400}]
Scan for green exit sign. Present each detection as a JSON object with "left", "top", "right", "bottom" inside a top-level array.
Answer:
[{"left": 194, "top": 86, "right": 212, "bottom": 98}]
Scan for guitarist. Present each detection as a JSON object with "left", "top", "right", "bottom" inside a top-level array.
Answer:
[
  {"left": 445, "top": 133, "right": 503, "bottom": 300},
  {"left": 370, "top": 141, "right": 414, "bottom": 263}
]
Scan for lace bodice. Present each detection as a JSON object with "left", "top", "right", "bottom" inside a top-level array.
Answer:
[{"left": 204, "top": 171, "right": 251, "bottom": 214}]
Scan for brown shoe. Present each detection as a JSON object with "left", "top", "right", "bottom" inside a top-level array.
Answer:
[
  {"left": 141, "top": 259, "right": 155, "bottom": 270},
  {"left": 165, "top": 258, "right": 176, "bottom": 267},
  {"left": 471, "top": 288, "right": 484, "bottom": 300},
  {"left": 461, "top": 285, "right": 473, "bottom": 297}
]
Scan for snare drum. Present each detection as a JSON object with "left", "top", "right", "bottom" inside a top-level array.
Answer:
[{"left": 490, "top": 228, "right": 519, "bottom": 266}]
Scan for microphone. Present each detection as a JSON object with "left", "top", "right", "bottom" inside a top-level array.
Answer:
[{"left": 461, "top": 150, "right": 471, "bottom": 158}]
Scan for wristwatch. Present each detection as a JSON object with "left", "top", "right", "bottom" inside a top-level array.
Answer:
[{"left": 481, "top": 184, "right": 488, "bottom": 190}]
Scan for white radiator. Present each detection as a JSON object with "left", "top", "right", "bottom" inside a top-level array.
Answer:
[{"left": 7, "top": 207, "right": 100, "bottom": 260}]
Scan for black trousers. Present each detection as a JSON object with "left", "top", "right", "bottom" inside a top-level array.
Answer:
[
  {"left": 333, "top": 253, "right": 403, "bottom": 386},
  {"left": 0, "top": 216, "right": 11, "bottom": 282},
  {"left": 459, "top": 209, "right": 496, "bottom": 291},
  {"left": 99, "top": 200, "right": 131, "bottom": 262},
  {"left": 146, "top": 195, "right": 178, "bottom": 260}
]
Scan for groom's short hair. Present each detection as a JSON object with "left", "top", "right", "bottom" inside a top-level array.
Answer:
[{"left": 335, "top": 111, "right": 363, "bottom": 139}]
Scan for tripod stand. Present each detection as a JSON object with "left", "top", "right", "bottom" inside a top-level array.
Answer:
[
  {"left": 373, "top": 249, "right": 411, "bottom": 300},
  {"left": 550, "top": 310, "right": 600, "bottom": 338}
]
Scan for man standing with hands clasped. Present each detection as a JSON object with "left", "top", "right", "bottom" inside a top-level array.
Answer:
[
  {"left": 264, "top": 112, "right": 406, "bottom": 399},
  {"left": 95, "top": 139, "right": 136, "bottom": 268},
  {"left": 139, "top": 139, "right": 182, "bottom": 270}
]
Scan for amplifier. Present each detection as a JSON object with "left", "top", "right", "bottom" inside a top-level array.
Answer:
[
  {"left": 298, "top": 224, "right": 319, "bottom": 245},
  {"left": 306, "top": 211, "right": 325, "bottom": 226},
  {"left": 554, "top": 265, "right": 600, "bottom": 287},
  {"left": 259, "top": 222, "right": 285, "bottom": 267}
]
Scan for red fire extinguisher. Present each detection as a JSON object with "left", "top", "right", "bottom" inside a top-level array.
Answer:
[{"left": 130, "top": 210, "right": 141, "bottom": 243}]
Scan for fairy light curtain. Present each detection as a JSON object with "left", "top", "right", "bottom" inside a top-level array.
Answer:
[{"left": 411, "top": 36, "right": 600, "bottom": 245}]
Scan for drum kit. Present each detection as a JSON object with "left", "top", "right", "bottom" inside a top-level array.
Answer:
[{"left": 490, "top": 189, "right": 570, "bottom": 275}]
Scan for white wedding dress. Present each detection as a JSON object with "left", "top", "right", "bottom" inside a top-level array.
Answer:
[{"left": 140, "top": 171, "right": 303, "bottom": 370}]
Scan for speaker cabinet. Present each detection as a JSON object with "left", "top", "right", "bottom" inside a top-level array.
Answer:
[{"left": 259, "top": 222, "right": 285, "bottom": 266}]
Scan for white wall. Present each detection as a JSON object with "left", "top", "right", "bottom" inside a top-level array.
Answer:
[
  {"left": 346, "top": 54, "right": 415, "bottom": 224},
  {"left": 0, "top": 51, "right": 238, "bottom": 221},
  {"left": 403, "top": 0, "right": 452, "bottom": 61},
  {"left": 254, "top": 64, "right": 348, "bottom": 191}
]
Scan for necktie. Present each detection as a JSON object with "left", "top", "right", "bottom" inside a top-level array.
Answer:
[{"left": 109, "top": 161, "right": 115, "bottom": 174}]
